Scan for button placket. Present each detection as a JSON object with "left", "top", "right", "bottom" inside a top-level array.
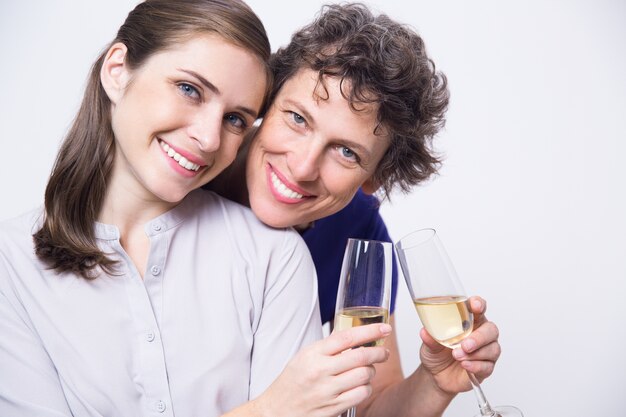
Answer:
[{"left": 155, "top": 400, "right": 166, "bottom": 413}]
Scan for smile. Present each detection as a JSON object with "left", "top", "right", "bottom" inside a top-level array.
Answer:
[
  {"left": 159, "top": 141, "right": 201, "bottom": 172},
  {"left": 270, "top": 171, "right": 304, "bottom": 199}
]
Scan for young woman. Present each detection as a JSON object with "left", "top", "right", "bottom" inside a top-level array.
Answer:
[
  {"left": 0, "top": 1, "right": 365, "bottom": 416},
  {"left": 210, "top": 3, "right": 502, "bottom": 416}
]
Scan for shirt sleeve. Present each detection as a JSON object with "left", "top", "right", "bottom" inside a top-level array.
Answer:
[
  {"left": 247, "top": 230, "right": 322, "bottom": 398},
  {"left": 0, "top": 258, "right": 73, "bottom": 416}
]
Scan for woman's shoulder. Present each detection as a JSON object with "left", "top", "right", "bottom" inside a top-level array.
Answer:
[
  {"left": 187, "top": 188, "right": 305, "bottom": 245},
  {"left": 186, "top": 189, "right": 312, "bottom": 278},
  {"left": 0, "top": 208, "right": 44, "bottom": 288},
  {"left": 188, "top": 188, "right": 262, "bottom": 226},
  {"left": 0, "top": 208, "right": 43, "bottom": 247}
]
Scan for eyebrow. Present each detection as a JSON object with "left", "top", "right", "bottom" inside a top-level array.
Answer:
[
  {"left": 178, "top": 68, "right": 259, "bottom": 119},
  {"left": 284, "top": 99, "right": 315, "bottom": 127},
  {"left": 283, "top": 98, "right": 373, "bottom": 161}
]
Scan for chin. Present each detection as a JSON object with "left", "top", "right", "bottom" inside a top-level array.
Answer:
[
  {"left": 257, "top": 213, "right": 292, "bottom": 229},
  {"left": 250, "top": 202, "right": 293, "bottom": 228},
  {"left": 152, "top": 187, "right": 192, "bottom": 205}
]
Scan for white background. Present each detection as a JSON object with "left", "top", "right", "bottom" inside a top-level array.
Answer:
[{"left": 1, "top": 1, "right": 625, "bottom": 415}]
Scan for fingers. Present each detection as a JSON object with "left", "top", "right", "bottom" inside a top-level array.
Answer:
[
  {"left": 305, "top": 324, "right": 390, "bottom": 379},
  {"left": 468, "top": 295, "right": 486, "bottom": 314},
  {"left": 332, "top": 383, "right": 374, "bottom": 414},
  {"left": 328, "top": 344, "right": 390, "bottom": 375},
  {"left": 452, "top": 323, "right": 501, "bottom": 381},
  {"left": 332, "top": 364, "right": 376, "bottom": 393},
  {"left": 453, "top": 339, "right": 501, "bottom": 363},
  {"left": 322, "top": 323, "right": 392, "bottom": 355},
  {"left": 468, "top": 295, "right": 488, "bottom": 329},
  {"left": 459, "top": 357, "right": 496, "bottom": 381},
  {"left": 453, "top": 342, "right": 498, "bottom": 381},
  {"left": 460, "top": 320, "right": 499, "bottom": 353}
]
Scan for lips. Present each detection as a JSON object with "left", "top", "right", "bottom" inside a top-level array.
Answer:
[
  {"left": 270, "top": 170, "right": 304, "bottom": 199},
  {"left": 159, "top": 140, "right": 203, "bottom": 172},
  {"left": 267, "top": 164, "right": 312, "bottom": 202}
]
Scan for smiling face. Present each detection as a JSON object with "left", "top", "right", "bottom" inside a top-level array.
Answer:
[
  {"left": 246, "top": 68, "right": 390, "bottom": 228},
  {"left": 104, "top": 34, "right": 267, "bottom": 209}
]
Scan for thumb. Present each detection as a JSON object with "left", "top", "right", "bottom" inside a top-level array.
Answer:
[{"left": 419, "top": 327, "right": 446, "bottom": 353}]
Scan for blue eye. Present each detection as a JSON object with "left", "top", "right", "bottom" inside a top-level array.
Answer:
[
  {"left": 341, "top": 146, "right": 355, "bottom": 158},
  {"left": 338, "top": 145, "right": 359, "bottom": 162},
  {"left": 225, "top": 114, "right": 247, "bottom": 132},
  {"left": 178, "top": 83, "right": 200, "bottom": 99},
  {"left": 290, "top": 111, "right": 305, "bottom": 124}
]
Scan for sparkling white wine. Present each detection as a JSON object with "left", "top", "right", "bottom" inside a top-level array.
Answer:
[
  {"left": 334, "top": 307, "right": 389, "bottom": 347},
  {"left": 414, "top": 296, "right": 473, "bottom": 348}
]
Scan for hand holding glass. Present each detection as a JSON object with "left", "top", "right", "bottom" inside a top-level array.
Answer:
[
  {"left": 334, "top": 238, "right": 392, "bottom": 417},
  {"left": 395, "top": 229, "right": 522, "bottom": 417}
]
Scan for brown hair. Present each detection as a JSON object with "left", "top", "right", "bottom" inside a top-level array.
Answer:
[
  {"left": 33, "top": 0, "right": 271, "bottom": 279},
  {"left": 269, "top": 2, "right": 449, "bottom": 197}
]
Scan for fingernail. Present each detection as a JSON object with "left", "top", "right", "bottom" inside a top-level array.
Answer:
[
  {"left": 452, "top": 348, "right": 465, "bottom": 360},
  {"left": 380, "top": 324, "right": 392, "bottom": 335},
  {"left": 463, "top": 339, "right": 476, "bottom": 352}
]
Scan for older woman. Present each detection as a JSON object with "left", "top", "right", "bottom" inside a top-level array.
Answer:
[{"left": 210, "top": 3, "right": 501, "bottom": 417}]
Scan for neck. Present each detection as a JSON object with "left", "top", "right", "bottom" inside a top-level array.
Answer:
[{"left": 98, "top": 171, "right": 177, "bottom": 236}]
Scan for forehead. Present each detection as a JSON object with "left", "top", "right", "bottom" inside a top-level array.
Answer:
[
  {"left": 280, "top": 68, "right": 380, "bottom": 120},
  {"left": 277, "top": 68, "right": 390, "bottom": 163},
  {"left": 136, "top": 34, "right": 267, "bottom": 110}
]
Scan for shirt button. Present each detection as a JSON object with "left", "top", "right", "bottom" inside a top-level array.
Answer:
[
  {"left": 150, "top": 265, "right": 161, "bottom": 276},
  {"left": 156, "top": 400, "right": 166, "bottom": 413},
  {"left": 152, "top": 223, "right": 162, "bottom": 232},
  {"left": 146, "top": 332, "right": 155, "bottom": 342}
]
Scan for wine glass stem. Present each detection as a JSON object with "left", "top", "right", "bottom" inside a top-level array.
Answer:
[
  {"left": 340, "top": 406, "right": 356, "bottom": 417},
  {"left": 467, "top": 371, "right": 497, "bottom": 416}
]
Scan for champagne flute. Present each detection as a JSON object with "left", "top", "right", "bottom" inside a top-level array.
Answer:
[
  {"left": 395, "top": 228, "right": 522, "bottom": 417},
  {"left": 334, "top": 238, "right": 392, "bottom": 417}
]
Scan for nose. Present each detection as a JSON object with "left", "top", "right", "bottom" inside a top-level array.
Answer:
[
  {"left": 187, "top": 108, "right": 222, "bottom": 153},
  {"left": 289, "top": 139, "right": 323, "bottom": 182}
]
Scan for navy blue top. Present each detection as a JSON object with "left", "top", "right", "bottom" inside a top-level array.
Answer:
[{"left": 302, "top": 189, "right": 398, "bottom": 325}]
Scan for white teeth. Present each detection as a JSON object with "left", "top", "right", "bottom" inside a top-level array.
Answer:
[
  {"left": 159, "top": 141, "right": 200, "bottom": 172},
  {"left": 270, "top": 171, "right": 304, "bottom": 199}
]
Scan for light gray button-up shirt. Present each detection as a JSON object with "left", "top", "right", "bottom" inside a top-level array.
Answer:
[{"left": 0, "top": 189, "right": 322, "bottom": 416}]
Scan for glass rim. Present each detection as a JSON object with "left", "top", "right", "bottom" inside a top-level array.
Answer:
[
  {"left": 347, "top": 237, "right": 393, "bottom": 246},
  {"left": 394, "top": 228, "right": 437, "bottom": 250}
]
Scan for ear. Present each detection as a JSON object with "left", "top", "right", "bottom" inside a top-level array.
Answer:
[
  {"left": 100, "top": 42, "right": 130, "bottom": 104},
  {"left": 360, "top": 177, "right": 380, "bottom": 195}
]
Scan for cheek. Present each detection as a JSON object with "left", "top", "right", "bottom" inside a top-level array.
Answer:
[
  {"left": 113, "top": 93, "right": 181, "bottom": 141},
  {"left": 255, "top": 118, "right": 294, "bottom": 153},
  {"left": 220, "top": 136, "right": 244, "bottom": 165},
  {"left": 247, "top": 137, "right": 273, "bottom": 181},
  {"left": 323, "top": 169, "right": 364, "bottom": 202},
  {"left": 110, "top": 104, "right": 139, "bottom": 151}
]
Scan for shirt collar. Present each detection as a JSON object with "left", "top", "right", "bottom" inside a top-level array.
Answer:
[{"left": 93, "top": 189, "right": 202, "bottom": 240}]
